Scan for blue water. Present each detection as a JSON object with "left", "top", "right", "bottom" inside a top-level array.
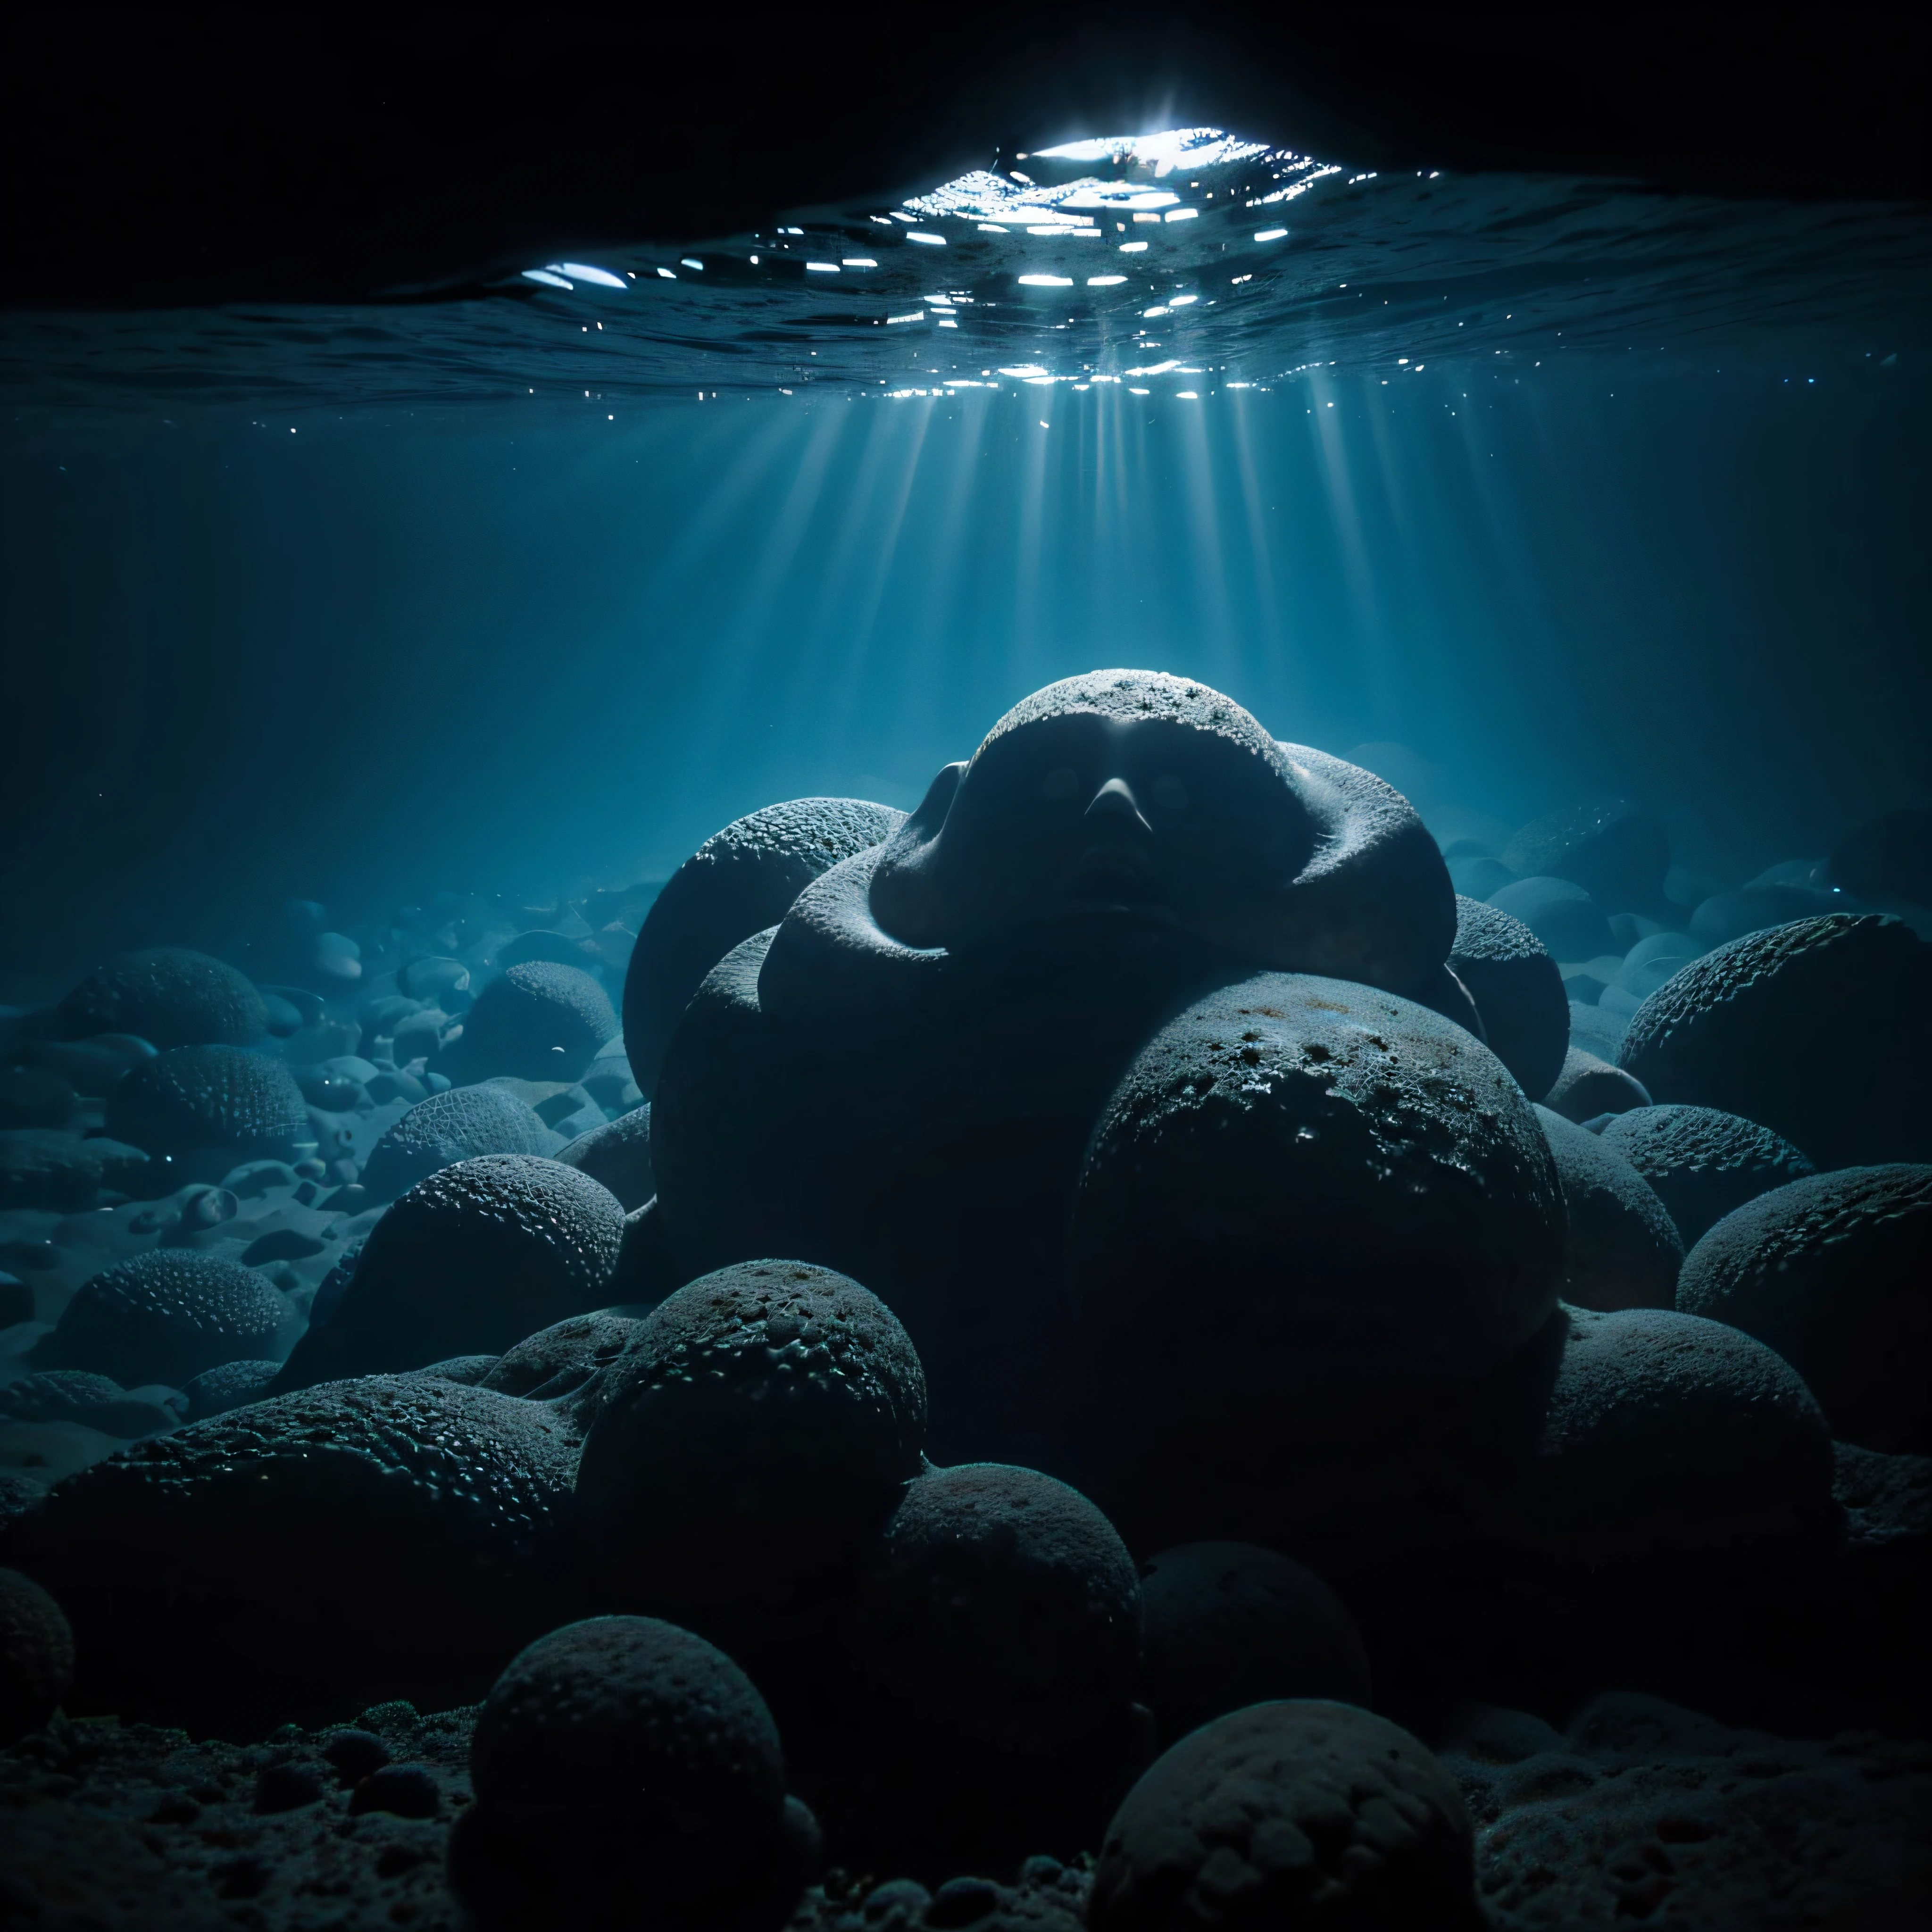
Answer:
[{"left": 4, "top": 178, "right": 1925, "bottom": 976}]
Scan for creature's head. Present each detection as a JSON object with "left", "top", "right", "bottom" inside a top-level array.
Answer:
[{"left": 871, "top": 671, "right": 1319, "bottom": 958}]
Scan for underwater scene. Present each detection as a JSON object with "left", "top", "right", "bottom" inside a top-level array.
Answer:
[{"left": 2, "top": 90, "right": 1930, "bottom": 1932}]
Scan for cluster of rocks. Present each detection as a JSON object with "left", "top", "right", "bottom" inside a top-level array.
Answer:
[{"left": 1, "top": 671, "right": 1928, "bottom": 1928}]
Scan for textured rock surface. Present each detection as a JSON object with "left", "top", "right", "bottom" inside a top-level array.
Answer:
[
  {"left": 1091, "top": 1700, "right": 1478, "bottom": 1932},
  {"left": 1676, "top": 1164, "right": 1932, "bottom": 1453},
  {"left": 577, "top": 1261, "right": 926, "bottom": 1644},
  {"left": 274, "top": 1154, "right": 625, "bottom": 1387},
  {"left": 1543, "top": 1045, "right": 1650, "bottom": 1122},
  {"left": 0, "top": 1700, "right": 479, "bottom": 1930},
  {"left": 35, "top": 1249, "right": 297, "bottom": 1388},
  {"left": 843, "top": 1463, "right": 1141, "bottom": 1757},
  {"left": 1601, "top": 1101, "right": 1815, "bottom": 1247},
  {"left": 1072, "top": 973, "right": 1563, "bottom": 1374},
  {"left": 359, "top": 1082, "right": 553, "bottom": 1200},
  {"left": 58, "top": 949, "right": 267, "bottom": 1050},
  {"left": 450, "top": 1615, "right": 810, "bottom": 1932},
  {"left": 1441, "top": 1693, "right": 1932, "bottom": 1930},
  {"left": 479, "top": 1308, "right": 643, "bottom": 1436},
  {"left": 556, "top": 1101, "right": 655, "bottom": 1209},
  {"left": 624, "top": 797, "right": 907, "bottom": 1099},
  {"left": 1499, "top": 1306, "right": 1835, "bottom": 1604},
  {"left": 0, "top": 1129, "right": 151, "bottom": 1211},
  {"left": 446, "top": 960, "right": 617, "bottom": 1082},
  {"left": 1617, "top": 914, "right": 1932, "bottom": 1167},
  {"left": 2, "top": 1376, "right": 586, "bottom": 1730},
  {"left": 0, "top": 1566, "right": 74, "bottom": 1745},
  {"left": 1067, "top": 972, "right": 1565, "bottom": 1566},
  {"left": 1448, "top": 894, "right": 1569, "bottom": 1099},
  {"left": 1138, "top": 1541, "right": 1371, "bottom": 1747},
  {"left": 105, "top": 1045, "right": 309, "bottom": 1168},
  {"left": 1534, "top": 1104, "right": 1683, "bottom": 1312}
]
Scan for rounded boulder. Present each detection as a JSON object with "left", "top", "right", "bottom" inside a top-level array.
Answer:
[
  {"left": 450, "top": 1614, "right": 813, "bottom": 1932},
  {"left": 1090, "top": 1700, "right": 1478, "bottom": 1932},
  {"left": 1139, "top": 1543, "right": 1371, "bottom": 1748},
  {"left": 1501, "top": 1305, "right": 1835, "bottom": 1602},
  {"left": 58, "top": 948, "right": 266, "bottom": 1050},
  {"left": 1601, "top": 1102, "right": 1815, "bottom": 1247},
  {"left": 449, "top": 961, "right": 617, "bottom": 1082},
  {"left": 624, "top": 797, "right": 908, "bottom": 1100},
  {"left": 36, "top": 1250, "right": 296, "bottom": 1389},
  {"left": 104, "top": 1044, "right": 309, "bottom": 1171},
  {"left": 1617, "top": 913, "right": 1932, "bottom": 1167},
  {"left": 0, "top": 1567, "right": 75, "bottom": 1746},
  {"left": 273, "top": 1154, "right": 625, "bottom": 1388},
  {"left": 842, "top": 1462, "right": 1141, "bottom": 1756},
  {"left": 1533, "top": 1104, "right": 1683, "bottom": 1312},
  {"left": 1676, "top": 1164, "right": 1932, "bottom": 1453},
  {"left": 1447, "top": 894, "right": 1569, "bottom": 1099},
  {"left": 4, "top": 1376, "right": 585, "bottom": 1730},
  {"left": 359, "top": 1081, "right": 553, "bottom": 1200},
  {"left": 577, "top": 1261, "right": 926, "bottom": 1646}
]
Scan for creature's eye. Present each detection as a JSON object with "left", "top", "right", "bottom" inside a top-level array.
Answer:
[
  {"left": 1041, "top": 767, "right": 1079, "bottom": 801},
  {"left": 1152, "top": 775, "right": 1189, "bottom": 811}
]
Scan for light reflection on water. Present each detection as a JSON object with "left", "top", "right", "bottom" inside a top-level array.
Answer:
[{"left": 1, "top": 128, "right": 1925, "bottom": 409}]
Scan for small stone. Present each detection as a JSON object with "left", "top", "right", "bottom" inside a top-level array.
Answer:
[
  {"left": 321, "top": 1727, "right": 393, "bottom": 1783},
  {"left": 926, "top": 1876, "right": 1002, "bottom": 1926},
  {"left": 349, "top": 1761, "right": 441, "bottom": 1817},
  {"left": 253, "top": 1759, "right": 329, "bottom": 1813}
]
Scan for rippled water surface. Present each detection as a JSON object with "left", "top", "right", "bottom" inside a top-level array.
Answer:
[{"left": 5, "top": 128, "right": 1926, "bottom": 409}]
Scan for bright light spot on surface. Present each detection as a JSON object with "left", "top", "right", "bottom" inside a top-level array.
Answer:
[
  {"left": 1231, "top": 274, "right": 1252, "bottom": 284},
  {"left": 1039, "top": 419, "right": 1049, "bottom": 427},
  {"left": 681, "top": 258, "right": 704, "bottom": 271},
  {"left": 1120, "top": 241, "right": 1149, "bottom": 253},
  {"left": 1254, "top": 227, "right": 1288, "bottom": 242},
  {"left": 907, "top": 232, "right": 946, "bottom": 246},
  {"left": 1033, "top": 130, "right": 1267, "bottom": 172},
  {"left": 1129, "top": 386, "right": 1150, "bottom": 394},
  {"left": 522, "top": 269, "right": 573, "bottom": 289},
  {"left": 1175, "top": 391, "right": 1199, "bottom": 399},
  {"left": 806, "top": 262, "right": 840, "bottom": 273},
  {"left": 869, "top": 216, "right": 894, "bottom": 225},
  {"left": 1088, "top": 275, "right": 1127, "bottom": 286},
  {"left": 842, "top": 258, "right": 878, "bottom": 267},
  {"left": 656, "top": 267, "right": 677, "bottom": 279},
  {"left": 749, "top": 254, "right": 760, "bottom": 265},
  {"left": 890, "top": 213, "right": 916, "bottom": 223},
  {"left": 558, "top": 262, "right": 627, "bottom": 287},
  {"left": 938, "top": 319, "right": 958, "bottom": 327},
  {"left": 886, "top": 311, "right": 924, "bottom": 325},
  {"left": 1169, "top": 294, "right": 1199, "bottom": 306},
  {"left": 782, "top": 227, "right": 805, "bottom": 235},
  {"left": 1133, "top": 212, "right": 1163, "bottom": 225},
  {"left": 999, "top": 365, "right": 1050, "bottom": 377},
  {"left": 979, "top": 223, "right": 1009, "bottom": 233},
  {"left": 1020, "top": 274, "right": 1075, "bottom": 286},
  {"left": 1143, "top": 306, "right": 1171, "bottom": 318},
  {"left": 1227, "top": 381, "right": 1253, "bottom": 387},
  {"left": 1126, "top": 360, "right": 1180, "bottom": 375},
  {"left": 1164, "top": 208, "right": 1199, "bottom": 222}
]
